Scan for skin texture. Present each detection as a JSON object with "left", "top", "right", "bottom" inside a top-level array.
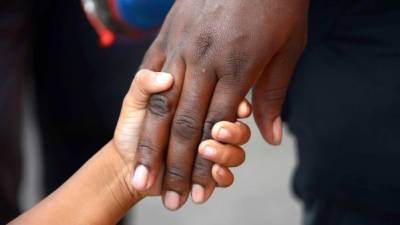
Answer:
[
  {"left": 10, "top": 70, "right": 251, "bottom": 225},
  {"left": 134, "top": 0, "right": 310, "bottom": 210}
]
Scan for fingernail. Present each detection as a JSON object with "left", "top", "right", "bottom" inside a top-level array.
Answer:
[
  {"left": 132, "top": 165, "right": 149, "bottom": 191},
  {"left": 155, "top": 72, "right": 172, "bottom": 85},
  {"left": 272, "top": 117, "right": 282, "bottom": 145},
  {"left": 192, "top": 184, "right": 205, "bottom": 204},
  {"left": 200, "top": 146, "right": 216, "bottom": 157},
  {"left": 164, "top": 191, "right": 180, "bottom": 211},
  {"left": 215, "top": 164, "right": 225, "bottom": 177},
  {"left": 218, "top": 127, "right": 230, "bottom": 140}
]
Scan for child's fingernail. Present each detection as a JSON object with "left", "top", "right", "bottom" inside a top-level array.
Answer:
[
  {"left": 216, "top": 165, "right": 226, "bottom": 177},
  {"left": 164, "top": 191, "right": 180, "bottom": 211},
  {"left": 156, "top": 72, "right": 172, "bottom": 85},
  {"left": 192, "top": 184, "right": 205, "bottom": 204},
  {"left": 272, "top": 117, "right": 282, "bottom": 145},
  {"left": 132, "top": 165, "right": 149, "bottom": 191},
  {"left": 218, "top": 127, "right": 230, "bottom": 140},
  {"left": 200, "top": 146, "right": 216, "bottom": 157}
]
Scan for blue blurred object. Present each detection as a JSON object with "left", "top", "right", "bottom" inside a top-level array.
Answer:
[{"left": 117, "top": 0, "right": 174, "bottom": 31}]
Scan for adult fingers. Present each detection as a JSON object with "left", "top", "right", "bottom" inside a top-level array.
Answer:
[
  {"left": 162, "top": 64, "right": 217, "bottom": 211},
  {"left": 191, "top": 79, "right": 246, "bottom": 204},
  {"left": 252, "top": 48, "right": 301, "bottom": 146},
  {"left": 132, "top": 54, "right": 186, "bottom": 192},
  {"left": 190, "top": 40, "right": 271, "bottom": 203},
  {"left": 133, "top": 3, "right": 192, "bottom": 192}
]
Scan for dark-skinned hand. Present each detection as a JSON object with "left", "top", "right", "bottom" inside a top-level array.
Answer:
[{"left": 133, "top": 0, "right": 310, "bottom": 210}]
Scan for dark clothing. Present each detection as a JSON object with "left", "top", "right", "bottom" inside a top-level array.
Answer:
[
  {"left": 285, "top": 0, "right": 400, "bottom": 220},
  {"left": 0, "top": 0, "right": 150, "bottom": 223},
  {"left": 304, "top": 199, "right": 400, "bottom": 225},
  {"left": 0, "top": 1, "right": 27, "bottom": 222},
  {"left": 32, "top": 0, "right": 151, "bottom": 194}
]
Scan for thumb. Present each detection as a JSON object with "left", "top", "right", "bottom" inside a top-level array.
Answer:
[
  {"left": 124, "top": 69, "right": 173, "bottom": 111},
  {"left": 114, "top": 69, "right": 173, "bottom": 154},
  {"left": 252, "top": 51, "right": 298, "bottom": 146}
]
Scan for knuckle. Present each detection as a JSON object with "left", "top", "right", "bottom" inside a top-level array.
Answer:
[
  {"left": 193, "top": 158, "right": 213, "bottom": 183},
  {"left": 219, "top": 50, "right": 249, "bottom": 81},
  {"left": 184, "top": 30, "right": 215, "bottom": 64},
  {"left": 193, "top": 31, "right": 214, "bottom": 59},
  {"left": 263, "top": 87, "right": 288, "bottom": 103},
  {"left": 165, "top": 166, "right": 188, "bottom": 191},
  {"left": 136, "top": 142, "right": 157, "bottom": 163},
  {"left": 172, "top": 114, "right": 202, "bottom": 141},
  {"left": 148, "top": 94, "right": 173, "bottom": 117},
  {"left": 184, "top": 29, "right": 215, "bottom": 65}
]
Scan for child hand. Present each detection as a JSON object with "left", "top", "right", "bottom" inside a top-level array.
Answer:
[{"left": 190, "top": 119, "right": 251, "bottom": 205}]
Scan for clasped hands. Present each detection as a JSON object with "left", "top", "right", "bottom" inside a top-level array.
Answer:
[
  {"left": 125, "top": 0, "right": 309, "bottom": 211},
  {"left": 113, "top": 69, "right": 252, "bottom": 210},
  {"left": 9, "top": 69, "right": 251, "bottom": 225}
]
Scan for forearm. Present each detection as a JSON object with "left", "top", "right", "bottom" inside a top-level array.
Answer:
[{"left": 10, "top": 141, "right": 142, "bottom": 225}]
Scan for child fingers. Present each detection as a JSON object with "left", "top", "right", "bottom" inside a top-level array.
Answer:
[
  {"left": 212, "top": 164, "right": 234, "bottom": 188},
  {"left": 211, "top": 121, "right": 251, "bottom": 145},
  {"left": 237, "top": 98, "right": 252, "bottom": 119},
  {"left": 199, "top": 140, "right": 245, "bottom": 167}
]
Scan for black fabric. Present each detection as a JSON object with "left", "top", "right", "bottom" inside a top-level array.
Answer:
[
  {"left": 303, "top": 199, "right": 400, "bottom": 225},
  {"left": 284, "top": 0, "right": 400, "bottom": 216},
  {"left": 0, "top": 1, "right": 28, "bottom": 222},
  {"left": 32, "top": 0, "right": 151, "bottom": 194}
]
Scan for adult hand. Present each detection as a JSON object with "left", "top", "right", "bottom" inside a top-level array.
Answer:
[
  {"left": 133, "top": 0, "right": 309, "bottom": 210},
  {"left": 114, "top": 69, "right": 252, "bottom": 197}
]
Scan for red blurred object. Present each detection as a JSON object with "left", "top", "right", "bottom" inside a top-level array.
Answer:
[
  {"left": 98, "top": 26, "right": 116, "bottom": 47},
  {"left": 82, "top": 0, "right": 116, "bottom": 47}
]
